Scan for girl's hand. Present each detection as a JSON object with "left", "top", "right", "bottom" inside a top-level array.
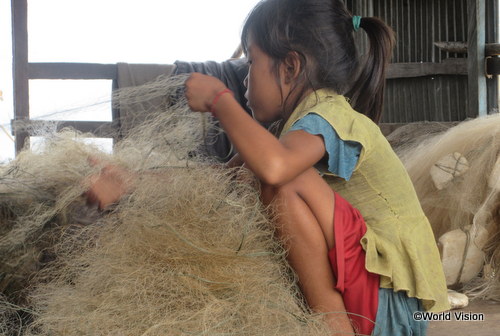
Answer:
[
  {"left": 185, "top": 73, "right": 227, "bottom": 112},
  {"left": 85, "top": 158, "right": 135, "bottom": 210}
]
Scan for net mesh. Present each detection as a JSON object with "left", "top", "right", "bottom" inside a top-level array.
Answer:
[{"left": 0, "top": 75, "right": 332, "bottom": 335}]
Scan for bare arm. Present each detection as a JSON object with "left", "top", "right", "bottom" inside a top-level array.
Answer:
[{"left": 185, "top": 73, "right": 326, "bottom": 186}]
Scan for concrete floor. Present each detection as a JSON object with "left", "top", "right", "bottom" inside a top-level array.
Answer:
[{"left": 428, "top": 300, "right": 500, "bottom": 335}]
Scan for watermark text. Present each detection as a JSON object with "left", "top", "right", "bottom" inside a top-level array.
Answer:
[{"left": 413, "top": 311, "right": 485, "bottom": 322}]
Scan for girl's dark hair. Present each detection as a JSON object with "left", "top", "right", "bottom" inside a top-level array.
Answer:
[{"left": 241, "top": 0, "right": 395, "bottom": 124}]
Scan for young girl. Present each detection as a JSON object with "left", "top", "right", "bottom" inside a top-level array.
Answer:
[
  {"left": 184, "top": 0, "right": 450, "bottom": 335},
  {"left": 88, "top": 0, "right": 449, "bottom": 334}
]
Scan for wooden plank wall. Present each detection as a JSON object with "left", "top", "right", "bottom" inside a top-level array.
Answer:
[{"left": 347, "top": 0, "right": 498, "bottom": 123}]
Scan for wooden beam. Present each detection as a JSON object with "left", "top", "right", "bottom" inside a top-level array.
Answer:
[
  {"left": 386, "top": 60, "right": 467, "bottom": 78},
  {"left": 11, "top": 119, "right": 118, "bottom": 138},
  {"left": 467, "top": 0, "right": 487, "bottom": 117},
  {"left": 111, "top": 78, "right": 121, "bottom": 142},
  {"left": 29, "top": 63, "right": 117, "bottom": 80},
  {"left": 434, "top": 42, "right": 500, "bottom": 56},
  {"left": 11, "top": 0, "right": 29, "bottom": 153},
  {"left": 28, "top": 61, "right": 469, "bottom": 81}
]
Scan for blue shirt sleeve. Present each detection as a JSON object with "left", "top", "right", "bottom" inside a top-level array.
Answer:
[{"left": 289, "top": 113, "right": 362, "bottom": 180}]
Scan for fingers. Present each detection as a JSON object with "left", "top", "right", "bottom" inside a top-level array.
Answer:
[
  {"left": 83, "top": 159, "right": 133, "bottom": 210},
  {"left": 185, "top": 73, "right": 227, "bottom": 112},
  {"left": 84, "top": 175, "right": 111, "bottom": 210},
  {"left": 84, "top": 157, "right": 104, "bottom": 209},
  {"left": 185, "top": 73, "right": 207, "bottom": 112}
]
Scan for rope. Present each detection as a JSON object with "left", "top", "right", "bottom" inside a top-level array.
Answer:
[{"left": 453, "top": 227, "right": 472, "bottom": 287}]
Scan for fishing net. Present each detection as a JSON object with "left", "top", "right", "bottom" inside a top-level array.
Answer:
[
  {"left": 388, "top": 114, "right": 500, "bottom": 300},
  {"left": 0, "top": 75, "right": 331, "bottom": 335}
]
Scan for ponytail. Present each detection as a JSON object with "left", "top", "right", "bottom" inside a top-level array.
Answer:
[
  {"left": 241, "top": 0, "right": 395, "bottom": 124},
  {"left": 346, "top": 17, "right": 395, "bottom": 124}
]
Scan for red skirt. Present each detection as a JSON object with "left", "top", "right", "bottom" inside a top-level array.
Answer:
[{"left": 328, "top": 193, "right": 379, "bottom": 335}]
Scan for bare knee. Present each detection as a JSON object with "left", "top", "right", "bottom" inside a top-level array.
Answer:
[{"left": 260, "top": 168, "right": 335, "bottom": 249}]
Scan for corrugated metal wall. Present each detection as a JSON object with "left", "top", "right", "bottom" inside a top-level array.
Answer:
[
  {"left": 486, "top": 0, "right": 499, "bottom": 113},
  {"left": 346, "top": 0, "right": 498, "bottom": 122}
]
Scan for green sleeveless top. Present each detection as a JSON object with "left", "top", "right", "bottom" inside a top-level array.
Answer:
[{"left": 280, "top": 89, "right": 450, "bottom": 312}]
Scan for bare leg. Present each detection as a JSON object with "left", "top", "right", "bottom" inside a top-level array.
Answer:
[{"left": 261, "top": 168, "right": 355, "bottom": 335}]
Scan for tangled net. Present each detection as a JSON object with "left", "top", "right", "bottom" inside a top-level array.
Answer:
[
  {"left": 0, "top": 75, "right": 331, "bottom": 335},
  {"left": 389, "top": 114, "right": 500, "bottom": 300}
]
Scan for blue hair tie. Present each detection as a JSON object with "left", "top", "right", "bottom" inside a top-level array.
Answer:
[{"left": 352, "top": 15, "right": 362, "bottom": 32}]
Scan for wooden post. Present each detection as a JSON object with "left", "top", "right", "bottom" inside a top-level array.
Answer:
[
  {"left": 488, "top": 0, "right": 499, "bottom": 113},
  {"left": 11, "top": 0, "right": 29, "bottom": 153},
  {"left": 467, "top": 0, "right": 487, "bottom": 117},
  {"left": 111, "top": 78, "right": 121, "bottom": 145}
]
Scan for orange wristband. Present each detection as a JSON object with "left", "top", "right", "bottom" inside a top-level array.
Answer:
[{"left": 210, "top": 88, "right": 233, "bottom": 116}]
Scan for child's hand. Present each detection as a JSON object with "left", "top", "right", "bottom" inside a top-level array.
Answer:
[
  {"left": 85, "top": 158, "right": 135, "bottom": 210},
  {"left": 185, "top": 73, "right": 227, "bottom": 112}
]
